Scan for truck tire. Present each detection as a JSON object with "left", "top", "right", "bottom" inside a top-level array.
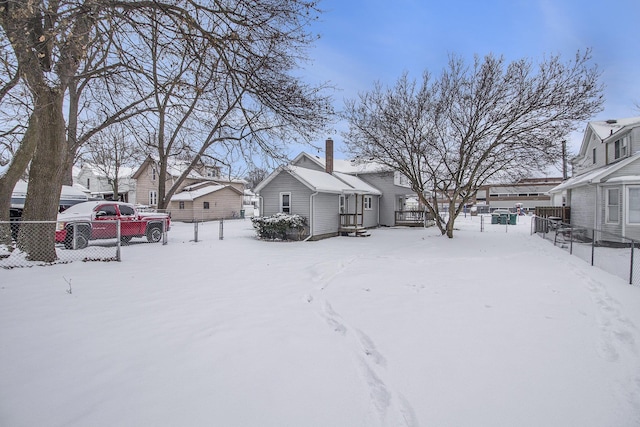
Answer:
[
  {"left": 64, "top": 226, "right": 90, "bottom": 250},
  {"left": 146, "top": 225, "right": 162, "bottom": 243},
  {"left": 120, "top": 236, "right": 132, "bottom": 244}
]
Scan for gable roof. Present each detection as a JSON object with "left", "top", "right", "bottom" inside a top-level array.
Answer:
[
  {"left": 578, "top": 116, "right": 640, "bottom": 157},
  {"left": 549, "top": 152, "right": 640, "bottom": 193},
  {"left": 254, "top": 165, "right": 381, "bottom": 195},
  {"left": 170, "top": 183, "right": 242, "bottom": 201},
  {"left": 292, "top": 152, "right": 391, "bottom": 174},
  {"left": 132, "top": 156, "right": 219, "bottom": 181}
]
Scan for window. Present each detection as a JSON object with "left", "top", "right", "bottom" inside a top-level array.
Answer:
[
  {"left": 203, "top": 201, "right": 210, "bottom": 209},
  {"left": 119, "top": 205, "right": 135, "bottom": 216},
  {"left": 151, "top": 167, "right": 157, "bottom": 181},
  {"left": 86, "top": 178, "right": 90, "bottom": 189},
  {"left": 280, "top": 193, "right": 291, "bottom": 213},
  {"left": 606, "top": 188, "right": 619, "bottom": 223},
  {"left": 592, "top": 148, "right": 596, "bottom": 164},
  {"left": 628, "top": 187, "right": 640, "bottom": 224},
  {"left": 149, "top": 190, "right": 158, "bottom": 206},
  {"left": 339, "top": 195, "right": 345, "bottom": 213},
  {"left": 614, "top": 138, "right": 627, "bottom": 160},
  {"left": 364, "top": 196, "right": 373, "bottom": 210},
  {"left": 179, "top": 201, "right": 185, "bottom": 209}
]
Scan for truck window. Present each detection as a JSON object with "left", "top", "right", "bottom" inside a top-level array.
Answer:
[{"left": 119, "top": 205, "right": 135, "bottom": 216}]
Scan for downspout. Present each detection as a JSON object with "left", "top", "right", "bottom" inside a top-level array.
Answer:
[{"left": 303, "top": 191, "right": 318, "bottom": 241}]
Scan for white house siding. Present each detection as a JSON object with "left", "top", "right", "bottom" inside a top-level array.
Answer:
[
  {"left": 312, "top": 192, "right": 340, "bottom": 237},
  {"left": 363, "top": 195, "right": 379, "bottom": 228},
  {"left": 569, "top": 186, "right": 597, "bottom": 229},
  {"left": 169, "top": 187, "right": 243, "bottom": 222},
  {"left": 358, "top": 172, "right": 411, "bottom": 226},
  {"left": 260, "top": 172, "right": 312, "bottom": 220},
  {"left": 600, "top": 184, "right": 623, "bottom": 236}
]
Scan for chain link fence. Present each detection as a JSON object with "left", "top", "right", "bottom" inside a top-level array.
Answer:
[
  {"left": 0, "top": 219, "right": 168, "bottom": 269},
  {"left": 531, "top": 216, "right": 639, "bottom": 285}
]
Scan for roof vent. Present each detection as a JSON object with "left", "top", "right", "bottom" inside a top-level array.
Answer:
[{"left": 606, "top": 119, "right": 617, "bottom": 124}]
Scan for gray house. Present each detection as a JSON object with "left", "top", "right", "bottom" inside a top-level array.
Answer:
[
  {"left": 255, "top": 139, "right": 420, "bottom": 240},
  {"left": 549, "top": 116, "right": 640, "bottom": 239}
]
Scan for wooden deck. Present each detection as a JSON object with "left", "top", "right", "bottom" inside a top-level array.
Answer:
[
  {"left": 339, "top": 213, "right": 370, "bottom": 237},
  {"left": 395, "top": 210, "right": 432, "bottom": 227}
]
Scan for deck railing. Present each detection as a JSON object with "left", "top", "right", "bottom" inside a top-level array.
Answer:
[{"left": 339, "top": 213, "right": 363, "bottom": 228}]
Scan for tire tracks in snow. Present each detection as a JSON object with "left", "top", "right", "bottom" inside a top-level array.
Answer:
[{"left": 305, "top": 258, "right": 420, "bottom": 427}]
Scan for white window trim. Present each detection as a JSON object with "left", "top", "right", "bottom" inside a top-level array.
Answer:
[
  {"left": 606, "top": 188, "right": 619, "bottom": 224},
  {"left": 149, "top": 190, "right": 158, "bottom": 206},
  {"left": 364, "top": 195, "right": 373, "bottom": 210},
  {"left": 339, "top": 195, "right": 345, "bottom": 213},
  {"left": 627, "top": 186, "right": 640, "bottom": 225},
  {"left": 280, "top": 192, "right": 291, "bottom": 213}
]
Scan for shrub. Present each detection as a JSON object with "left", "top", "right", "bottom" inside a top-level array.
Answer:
[{"left": 251, "top": 213, "right": 307, "bottom": 240}]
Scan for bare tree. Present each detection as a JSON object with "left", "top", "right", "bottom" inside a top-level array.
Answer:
[
  {"left": 344, "top": 51, "right": 604, "bottom": 238},
  {"left": 80, "top": 125, "right": 142, "bottom": 200},
  {"left": 0, "top": 0, "right": 331, "bottom": 261},
  {"left": 129, "top": 4, "right": 333, "bottom": 209}
]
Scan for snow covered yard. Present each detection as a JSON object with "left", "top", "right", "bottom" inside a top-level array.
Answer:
[{"left": 1, "top": 216, "right": 640, "bottom": 427}]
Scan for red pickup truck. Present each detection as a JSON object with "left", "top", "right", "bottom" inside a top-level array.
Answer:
[{"left": 55, "top": 201, "right": 171, "bottom": 249}]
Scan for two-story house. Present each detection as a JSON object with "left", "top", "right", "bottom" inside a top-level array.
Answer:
[
  {"left": 549, "top": 116, "right": 640, "bottom": 239},
  {"left": 75, "top": 163, "right": 137, "bottom": 203},
  {"left": 132, "top": 156, "right": 245, "bottom": 220}
]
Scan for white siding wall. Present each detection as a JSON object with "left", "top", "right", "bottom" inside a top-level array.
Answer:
[
  {"left": 260, "top": 172, "right": 312, "bottom": 220},
  {"left": 312, "top": 193, "right": 339, "bottom": 236},
  {"left": 569, "top": 186, "right": 596, "bottom": 229},
  {"left": 359, "top": 172, "right": 412, "bottom": 226}
]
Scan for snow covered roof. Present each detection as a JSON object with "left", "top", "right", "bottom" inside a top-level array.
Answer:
[
  {"left": 293, "top": 152, "right": 391, "bottom": 174},
  {"left": 589, "top": 117, "right": 640, "bottom": 141},
  {"left": 255, "top": 165, "right": 382, "bottom": 195},
  {"left": 12, "top": 180, "right": 89, "bottom": 200},
  {"left": 171, "top": 184, "right": 236, "bottom": 201},
  {"left": 549, "top": 153, "right": 640, "bottom": 193},
  {"left": 333, "top": 172, "right": 382, "bottom": 195}
]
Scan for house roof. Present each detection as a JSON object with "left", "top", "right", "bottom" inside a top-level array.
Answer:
[
  {"left": 549, "top": 152, "right": 640, "bottom": 193},
  {"left": 293, "top": 152, "right": 391, "bottom": 174},
  {"left": 170, "top": 184, "right": 242, "bottom": 201},
  {"left": 255, "top": 165, "right": 382, "bottom": 195},
  {"left": 589, "top": 117, "right": 640, "bottom": 141},
  {"left": 132, "top": 156, "right": 220, "bottom": 181}
]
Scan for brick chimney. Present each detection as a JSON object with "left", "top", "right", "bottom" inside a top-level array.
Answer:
[{"left": 325, "top": 138, "right": 334, "bottom": 174}]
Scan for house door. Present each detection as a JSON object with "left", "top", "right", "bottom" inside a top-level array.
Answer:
[{"left": 397, "top": 197, "right": 405, "bottom": 211}]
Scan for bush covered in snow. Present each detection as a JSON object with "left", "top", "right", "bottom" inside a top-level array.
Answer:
[{"left": 251, "top": 213, "right": 307, "bottom": 240}]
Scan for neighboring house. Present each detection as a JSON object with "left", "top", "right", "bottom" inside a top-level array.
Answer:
[
  {"left": 132, "top": 156, "right": 245, "bottom": 220},
  {"left": 549, "top": 116, "right": 640, "bottom": 239},
  {"left": 75, "top": 163, "right": 137, "bottom": 203},
  {"left": 254, "top": 139, "right": 420, "bottom": 240},
  {"left": 169, "top": 182, "right": 244, "bottom": 221}
]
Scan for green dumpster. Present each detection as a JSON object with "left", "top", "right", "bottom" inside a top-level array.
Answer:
[
  {"left": 509, "top": 213, "right": 517, "bottom": 225},
  {"left": 491, "top": 213, "right": 499, "bottom": 224},
  {"left": 240, "top": 209, "right": 245, "bottom": 219}
]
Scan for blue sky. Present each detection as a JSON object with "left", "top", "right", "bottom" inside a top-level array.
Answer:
[{"left": 298, "top": 0, "right": 640, "bottom": 159}]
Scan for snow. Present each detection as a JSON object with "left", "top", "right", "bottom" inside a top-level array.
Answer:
[{"left": 1, "top": 216, "right": 640, "bottom": 427}]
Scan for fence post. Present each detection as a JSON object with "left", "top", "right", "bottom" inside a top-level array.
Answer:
[
  {"left": 193, "top": 221, "right": 199, "bottom": 242},
  {"left": 72, "top": 222, "right": 78, "bottom": 250},
  {"left": 116, "top": 220, "right": 121, "bottom": 261},
  {"left": 569, "top": 223, "right": 573, "bottom": 255},
  {"left": 630, "top": 240, "right": 635, "bottom": 285},
  {"left": 162, "top": 219, "right": 168, "bottom": 245},
  {"left": 591, "top": 229, "right": 595, "bottom": 266},
  {"left": 219, "top": 218, "right": 224, "bottom": 240}
]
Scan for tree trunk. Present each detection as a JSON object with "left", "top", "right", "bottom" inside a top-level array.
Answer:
[
  {"left": 0, "top": 116, "right": 39, "bottom": 246},
  {"left": 445, "top": 200, "right": 457, "bottom": 238},
  {"left": 18, "top": 89, "right": 67, "bottom": 262}
]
